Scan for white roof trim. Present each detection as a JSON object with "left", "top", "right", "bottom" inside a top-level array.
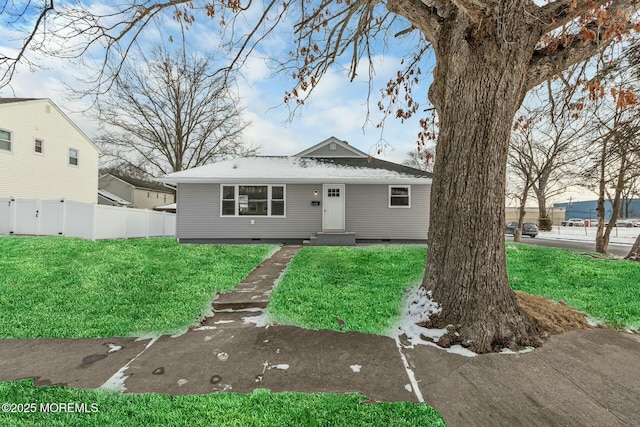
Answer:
[{"left": 293, "top": 136, "right": 368, "bottom": 158}]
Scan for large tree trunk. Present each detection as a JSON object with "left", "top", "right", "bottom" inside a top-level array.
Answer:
[{"left": 422, "top": 8, "right": 543, "bottom": 353}]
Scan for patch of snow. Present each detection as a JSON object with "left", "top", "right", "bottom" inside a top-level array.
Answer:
[
  {"left": 213, "top": 320, "right": 235, "bottom": 325},
  {"left": 498, "top": 346, "right": 535, "bottom": 355},
  {"left": 193, "top": 326, "right": 217, "bottom": 331},
  {"left": 100, "top": 369, "right": 129, "bottom": 393},
  {"left": 390, "top": 286, "right": 477, "bottom": 358},
  {"left": 535, "top": 226, "right": 639, "bottom": 246},
  {"left": 243, "top": 311, "right": 272, "bottom": 328},
  {"left": 447, "top": 345, "right": 478, "bottom": 358},
  {"left": 177, "top": 379, "right": 188, "bottom": 387},
  {"left": 506, "top": 244, "right": 518, "bottom": 251},
  {"left": 586, "top": 317, "right": 604, "bottom": 327},
  {"left": 216, "top": 307, "right": 264, "bottom": 313},
  {"left": 217, "top": 352, "right": 229, "bottom": 362},
  {"left": 269, "top": 364, "right": 289, "bottom": 370},
  {"left": 160, "top": 157, "right": 430, "bottom": 184},
  {"left": 394, "top": 336, "right": 424, "bottom": 403},
  {"left": 100, "top": 337, "right": 158, "bottom": 393},
  {"left": 350, "top": 364, "right": 362, "bottom": 373},
  {"left": 204, "top": 335, "right": 214, "bottom": 342},
  {"left": 405, "top": 384, "right": 413, "bottom": 392},
  {"left": 106, "top": 343, "right": 123, "bottom": 353}
]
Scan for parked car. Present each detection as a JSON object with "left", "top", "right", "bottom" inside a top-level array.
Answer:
[
  {"left": 561, "top": 218, "right": 585, "bottom": 227},
  {"left": 608, "top": 219, "right": 640, "bottom": 228},
  {"left": 505, "top": 222, "right": 539, "bottom": 238}
]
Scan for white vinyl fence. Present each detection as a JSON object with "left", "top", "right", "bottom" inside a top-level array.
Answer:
[{"left": 0, "top": 198, "right": 176, "bottom": 240}]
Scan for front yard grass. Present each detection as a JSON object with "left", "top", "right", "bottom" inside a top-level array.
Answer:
[
  {"left": 269, "top": 244, "right": 640, "bottom": 334},
  {"left": 0, "top": 379, "right": 445, "bottom": 427},
  {"left": 268, "top": 246, "right": 426, "bottom": 335},
  {"left": 506, "top": 243, "right": 640, "bottom": 329},
  {"left": 0, "top": 237, "right": 275, "bottom": 339}
]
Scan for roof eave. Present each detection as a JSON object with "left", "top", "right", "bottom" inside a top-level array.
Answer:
[{"left": 157, "top": 177, "right": 432, "bottom": 185}]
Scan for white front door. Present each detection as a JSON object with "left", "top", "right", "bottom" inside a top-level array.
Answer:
[{"left": 323, "top": 184, "right": 345, "bottom": 231}]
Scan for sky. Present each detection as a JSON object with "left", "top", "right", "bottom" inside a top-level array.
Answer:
[
  {"left": 0, "top": 1, "right": 594, "bottom": 204},
  {"left": 0, "top": 2, "right": 430, "bottom": 165}
]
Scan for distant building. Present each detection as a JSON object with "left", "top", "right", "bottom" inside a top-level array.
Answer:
[
  {"left": 99, "top": 173, "right": 175, "bottom": 210},
  {"left": 553, "top": 199, "right": 640, "bottom": 221},
  {"left": 505, "top": 206, "right": 565, "bottom": 225},
  {"left": 0, "top": 98, "right": 100, "bottom": 203}
]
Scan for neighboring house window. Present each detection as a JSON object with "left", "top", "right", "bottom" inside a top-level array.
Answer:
[
  {"left": 68, "top": 148, "right": 79, "bottom": 166},
  {"left": 147, "top": 192, "right": 150, "bottom": 198},
  {"left": 164, "top": 194, "right": 167, "bottom": 203},
  {"left": 34, "top": 139, "right": 43, "bottom": 154},
  {"left": 221, "top": 185, "right": 285, "bottom": 217},
  {"left": 389, "top": 185, "right": 411, "bottom": 208},
  {"left": 157, "top": 193, "right": 159, "bottom": 199},
  {"left": 0, "top": 129, "right": 11, "bottom": 151}
]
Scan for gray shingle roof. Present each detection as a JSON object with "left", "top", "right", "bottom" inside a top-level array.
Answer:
[{"left": 0, "top": 98, "right": 42, "bottom": 104}]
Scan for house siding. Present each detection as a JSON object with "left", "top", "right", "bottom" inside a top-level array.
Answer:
[
  {"left": 0, "top": 100, "right": 99, "bottom": 204},
  {"left": 176, "top": 183, "right": 429, "bottom": 241},
  {"left": 177, "top": 183, "right": 322, "bottom": 240},
  {"left": 133, "top": 188, "right": 175, "bottom": 210},
  {"left": 302, "top": 144, "right": 361, "bottom": 158},
  {"left": 99, "top": 176, "right": 134, "bottom": 204},
  {"left": 345, "top": 184, "right": 429, "bottom": 240}
]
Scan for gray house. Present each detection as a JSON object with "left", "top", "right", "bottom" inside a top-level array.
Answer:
[{"left": 158, "top": 137, "right": 432, "bottom": 245}]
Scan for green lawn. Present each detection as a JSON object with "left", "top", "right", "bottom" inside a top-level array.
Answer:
[
  {"left": 269, "top": 244, "right": 640, "bottom": 334},
  {"left": 506, "top": 243, "right": 640, "bottom": 329},
  {"left": 268, "top": 246, "right": 426, "bottom": 334},
  {"left": 0, "top": 380, "right": 445, "bottom": 427},
  {"left": 0, "top": 237, "right": 275, "bottom": 339}
]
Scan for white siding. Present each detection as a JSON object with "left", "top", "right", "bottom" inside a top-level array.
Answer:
[{"left": 0, "top": 99, "right": 100, "bottom": 203}]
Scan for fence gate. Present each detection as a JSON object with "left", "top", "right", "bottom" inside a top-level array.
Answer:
[
  {"left": 13, "top": 199, "right": 39, "bottom": 235},
  {"left": 0, "top": 198, "right": 12, "bottom": 235}
]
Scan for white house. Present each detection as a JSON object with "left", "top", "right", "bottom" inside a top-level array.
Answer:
[{"left": 0, "top": 98, "right": 100, "bottom": 204}]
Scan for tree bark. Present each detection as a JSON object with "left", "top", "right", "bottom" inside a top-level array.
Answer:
[
  {"left": 625, "top": 233, "right": 640, "bottom": 261},
  {"left": 421, "top": 6, "right": 543, "bottom": 353}
]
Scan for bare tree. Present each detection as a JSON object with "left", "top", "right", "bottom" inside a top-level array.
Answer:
[
  {"left": 508, "top": 119, "right": 536, "bottom": 242},
  {"left": 509, "top": 76, "right": 591, "bottom": 231},
  {"left": 2, "top": 0, "right": 640, "bottom": 353},
  {"left": 95, "top": 41, "right": 253, "bottom": 176},
  {"left": 402, "top": 146, "right": 435, "bottom": 172},
  {"left": 579, "top": 49, "right": 640, "bottom": 254}
]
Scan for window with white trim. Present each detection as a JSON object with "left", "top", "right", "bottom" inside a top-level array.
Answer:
[
  {"left": 389, "top": 185, "right": 410, "bottom": 208},
  {"left": 0, "top": 129, "right": 11, "bottom": 151},
  {"left": 221, "top": 185, "right": 285, "bottom": 217},
  {"left": 68, "top": 148, "right": 79, "bottom": 166}
]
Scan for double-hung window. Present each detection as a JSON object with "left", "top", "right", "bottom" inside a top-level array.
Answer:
[
  {"left": 68, "top": 148, "right": 79, "bottom": 166},
  {"left": 0, "top": 129, "right": 11, "bottom": 152},
  {"left": 221, "top": 185, "right": 285, "bottom": 217},
  {"left": 389, "top": 185, "right": 411, "bottom": 208},
  {"left": 34, "top": 139, "right": 43, "bottom": 154}
]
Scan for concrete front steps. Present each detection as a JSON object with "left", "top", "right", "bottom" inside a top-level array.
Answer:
[{"left": 303, "top": 231, "right": 356, "bottom": 246}]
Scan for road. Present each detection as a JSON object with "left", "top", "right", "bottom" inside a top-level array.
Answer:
[{"left": 505, "top": 235, "right": 631, "bottom": 257}]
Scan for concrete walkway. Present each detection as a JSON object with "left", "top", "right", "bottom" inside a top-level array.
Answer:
[{"left": 1, "top": 244, "right": 639, "bottom": 426}]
